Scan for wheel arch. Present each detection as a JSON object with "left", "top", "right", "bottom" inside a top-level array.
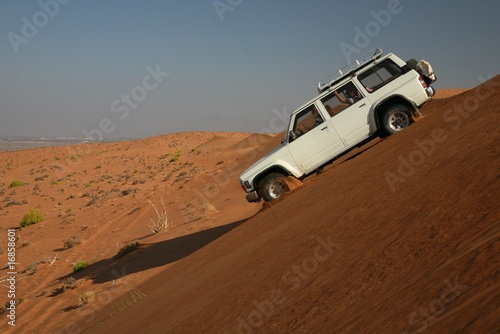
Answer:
[
  {"left": 372, "top": 96, "right": 417, "bottom": 133},
  {"left": 253, "top": 166, "right": 292, "bottom": 191}
]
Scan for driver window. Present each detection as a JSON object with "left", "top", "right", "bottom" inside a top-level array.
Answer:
[
  {"left": 292, "top": 104, "right": 324, "bottom": 138},
  {"left": 321, "top": 82, "right": 363, "bottom": 117}
]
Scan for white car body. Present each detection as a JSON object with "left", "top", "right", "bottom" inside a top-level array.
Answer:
[{"left": 240, "top": 49, "right": 436, "bottom": 202}]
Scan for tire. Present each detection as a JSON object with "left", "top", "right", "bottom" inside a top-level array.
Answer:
[
  {"left": 258, "top": 173, "right": 290, "bottom": 202},
  {"left": 381, "top": 104, "right": 412, "bottom": 136},
  {"left": 406, "top": 58, "right": 418, "bottom": 71}
]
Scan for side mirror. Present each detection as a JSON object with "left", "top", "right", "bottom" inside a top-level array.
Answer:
[{"left": 288, "top": 130, "right": 297, "bottom": 142}]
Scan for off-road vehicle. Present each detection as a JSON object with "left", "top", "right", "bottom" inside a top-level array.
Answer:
[{"left": 240, "top": 48, "right": 436, "bottom": 202}]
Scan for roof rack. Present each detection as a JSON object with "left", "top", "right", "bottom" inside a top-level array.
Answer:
[{"left": 317, "top": 48, "right": 384, "bottom": 93}]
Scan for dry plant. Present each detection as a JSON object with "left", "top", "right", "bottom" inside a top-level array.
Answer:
[
  {"left": 147, "top": 197, "right": 169, "bottom": 234},
  {"left": 51, "top": 277, "right": 80, "bottom": 296},
  {"left": 202, "top": 202, "right": 216, "bottom": 215},
  {"left": 111, "top": 278, "right": 123, "bottom": 288},
  {"left": 22, "top": 262, "right": 39, "bottom": 275},
  {"left": 105, "top": 288, "right": 146, "bottom": 318},
  {"left": 78, "top": 291, "right": 95, "bottom": 305},
  {"left": 63, "top": 236, "right": 81, "bottom": 249},
  {"left": 45, "top": 253, "right": 59, "bottom": 265}
]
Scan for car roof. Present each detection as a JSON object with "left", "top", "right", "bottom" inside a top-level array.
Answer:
[{"left": 290, "top": 52, "right": 396, "bottom": 116}]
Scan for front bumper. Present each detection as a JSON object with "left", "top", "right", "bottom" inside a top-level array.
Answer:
[{"left": 246, "top": 191, "right": 260, "bottom": 203}]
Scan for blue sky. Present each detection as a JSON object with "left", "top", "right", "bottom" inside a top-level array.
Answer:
[{"left": 1, "top": 0, "right": 499, "bottom": 138}]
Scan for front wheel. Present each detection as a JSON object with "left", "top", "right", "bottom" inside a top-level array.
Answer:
[
  {"left": 381, "top": 104, "right": 412, "bottom": 136},
  {"left": 258, "top": 173, "right": 290, "bottom": 202}
]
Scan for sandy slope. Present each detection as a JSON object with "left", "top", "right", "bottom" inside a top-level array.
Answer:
[
  {"left": 433, "top": 88, "right": 469, "bottom": 99},
  {"left": 0, "top": 131, "right": 275, "bottom": 332},
  {"left": 0, "top": 84, "right": 498, "bottom": 333}
]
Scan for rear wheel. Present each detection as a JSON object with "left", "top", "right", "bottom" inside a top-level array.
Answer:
[
  {"left": 381, "top": 104, "right": 412, "bottom": 136},
  {"left": 258, "top": 173, "right": 290, "bottom": 202}
]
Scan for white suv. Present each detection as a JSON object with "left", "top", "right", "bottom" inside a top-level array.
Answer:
[{"left": 240, "top": 48, "right": 436, "bottom": 202}]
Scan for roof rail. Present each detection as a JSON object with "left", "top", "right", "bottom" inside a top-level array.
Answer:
[{"left": 317, "top": 48, "right": 384, "bottom": 93}]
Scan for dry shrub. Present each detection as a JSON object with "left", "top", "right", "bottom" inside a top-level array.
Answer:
[
  {"left": 147, "top": 197, "right": 170, "bottom": 234},
  {"left": 78, "top": 291, "right": 95, "bottom": 305},
  {"left": 115, "top": 241, "right": 140, "bottom": 259}
]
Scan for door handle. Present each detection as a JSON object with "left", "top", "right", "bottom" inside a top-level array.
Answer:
[
  {"left": 358, "top": 103, "right": 366, "bottom": 107},
  {"left": 321, "top": 126, "right": 328, "bottom": 131}
]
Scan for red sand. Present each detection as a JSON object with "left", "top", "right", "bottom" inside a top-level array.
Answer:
[{"left": 0, "top": 84, "right": 498, "bottom": 333}]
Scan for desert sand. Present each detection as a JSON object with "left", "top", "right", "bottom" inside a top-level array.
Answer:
[{"left": 0, "top": 81, "right": 498, "bottom": 333}]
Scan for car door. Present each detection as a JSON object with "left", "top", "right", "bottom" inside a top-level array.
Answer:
[
  {"left": 287, "top": 102, "right": 346, "bottom": 173},
  {"left": 321, "top": 81, "right": 371, "bottom": 146}
]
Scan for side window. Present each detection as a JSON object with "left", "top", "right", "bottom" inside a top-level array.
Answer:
[
  {"left": 321, "top": 82, "right": 363, "bottom": 117},
  {"left": 292, "top": 104, "right": 324, "bottom": 139},
  {"left": 358, "top": 59, "right": 403, "bottom": 93}
]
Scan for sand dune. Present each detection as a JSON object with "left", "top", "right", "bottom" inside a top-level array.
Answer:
[
  {"left": 433, "top": 88, "right": 469, "bottom": 99},
  {"left": 0, "top": 82, "right": 497, "bottom": 333}
]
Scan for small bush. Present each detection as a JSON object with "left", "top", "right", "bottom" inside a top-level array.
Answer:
[
  {"left": 132, "top": 178, "right": 146, "bottom": 185},
  {"left": 20, "top": 209, "right": 44, "bottom": 227},
  {"left": 23, "top": 262, "right": 39, "bottom": 275},
  {"left": 62, "top": 277, "right": 77, "bottom": 290},
  {"left": 63, "top": 236, "right": 81, "bottom": 249},
  {"left": 169, "top": 152, "right": 182, "bottom": 162},
  {"left": 115, "top": 241, "right": 140, "bottom": 259},
  {"left": 6, "top": 200, "right": 23, "bottom": 207},
  {"left": 51, "top": 277, "right": 80, "bottom": 296},
  {"left": 9, "top": 180, "right": 25, "bottom": 188},
  {"left": 121, "top": 188, "right": 139, "bottom": 196},
  {"left": 72, "top": 260, "right": 89, "bottom": 273}
]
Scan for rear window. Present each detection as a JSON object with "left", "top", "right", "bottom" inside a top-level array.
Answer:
[{"left": 358, "top": 59, "right": 403, "bottom": 93}]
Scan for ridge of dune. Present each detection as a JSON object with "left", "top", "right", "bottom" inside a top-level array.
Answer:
[{"left": 433, "top": 88, "right": 470, "bottom": 99}]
